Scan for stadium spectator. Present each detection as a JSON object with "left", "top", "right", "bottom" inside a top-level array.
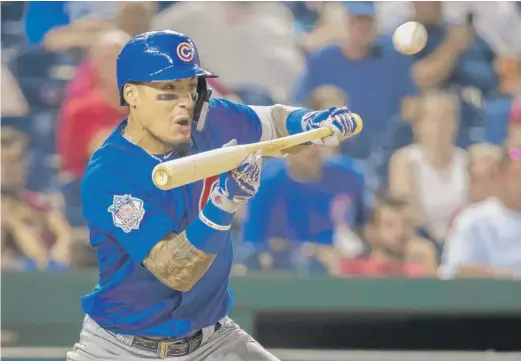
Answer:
[
  {"left": 389, "top": 90, "right": 468, "bottom": 248},
  {"left": 241, "top": 145, "right": 367, "bottom": 273},
  {"left": 291, "top": 2, "right": 346, "bottom": 54},
  {"left": 442, "top": 2, "right": 521, "bottom": 59},
  {"left": 1, "top": 127, "right": 72, "bottom": 270},
  {"left": 25, "top": 1, "right": 117, "bottom": 47},
  {"left": 57, "top": 30, "right": 130, "bottom": 182},
  {"left": 440, "top": 145, "right": 521, "bottom": 280},
  {"left": 234, "top": 237, "right": 330, "bottom": 276},
  {"left": 305, "top": 85, "right": 348, "bottom": 111},
  {"left": 293, "top": 1, "right": 417, "bottom": 159},
  {"left": 409, "top": 2, "right": 498, "bottom": 149},
  {"left": 448, "top": 142, "right": 502, "bottom": 228},
  {"left": 467, "top": 143, "right": 502, "bottom": 204},
  {"left": 341, "top": 191, "right": 437, "bottom": 277},
  {"left": 410, "top": 2, "right": 497, "bottom": 93},
  {"left": 42, "top": 2, "right": 157, "bottom": 53},
  {"left": 1, "top": 62, "right": 29, "bottom": 117},
  {"left": 151, "top": 1, "right": 303, "bottom": 103},
  {"left": 484, "top": 60, "right": 520, "bottom": 146}
]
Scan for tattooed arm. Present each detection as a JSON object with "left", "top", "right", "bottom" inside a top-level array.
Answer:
[
  {"left": 143, "top": 148, "right": 263, "bottom": 292},
  {"left": 143, "top": 231, "right": 215, "bottom": 292}
]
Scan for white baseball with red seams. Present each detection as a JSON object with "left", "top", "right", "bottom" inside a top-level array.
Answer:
[{"left": 392, "top": 21, "right": 428, "bottom": 56}]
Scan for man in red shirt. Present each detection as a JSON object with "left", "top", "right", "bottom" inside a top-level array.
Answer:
[
  {"left": 340, "top": 191, "right": 437, "bottom": 277},
  {"left": 57, "top": 30, "right": 130, "bottom": 181}
]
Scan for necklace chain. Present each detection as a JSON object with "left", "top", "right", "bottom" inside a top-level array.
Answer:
[{"left": 121, "top": 126, "right": 174, "bottom": 162}]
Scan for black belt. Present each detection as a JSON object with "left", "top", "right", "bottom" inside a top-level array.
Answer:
[{"left": 130, "top": 321, "right": 222, "bottom": 358}]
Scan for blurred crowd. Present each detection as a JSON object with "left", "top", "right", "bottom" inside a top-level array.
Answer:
[{"left": 1, "top": 1, "right": 520, "bottom": 280}]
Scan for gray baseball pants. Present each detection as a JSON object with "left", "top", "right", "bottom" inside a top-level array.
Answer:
[{"left": 67, "top": 315, "right": 280, "bottom": 361}]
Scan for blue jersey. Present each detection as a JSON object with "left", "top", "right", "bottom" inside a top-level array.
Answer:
[
  {"left": 292, "top": 37, "right": 417, "bottom": 158},
  {"left": 81, "top": 99, "right": 263, "bottom": 337},
  {"left": 242, "top": 156, "right": 366, "bottom": 246}
]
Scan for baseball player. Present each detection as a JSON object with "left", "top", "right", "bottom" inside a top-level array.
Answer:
[{"left": 68, "top": 30, "right": 359, "bottom": 361}]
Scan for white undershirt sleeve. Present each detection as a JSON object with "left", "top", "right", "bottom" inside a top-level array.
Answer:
[{"left": 249, "top": 104, "right": 302, "bottom": 142}]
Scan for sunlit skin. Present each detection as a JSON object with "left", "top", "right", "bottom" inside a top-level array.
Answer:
[
  {"left": 501, "top": 155, "right": 521, "bottom": 212},
  {"left": 415, "top": 94, "right": 458, "bottom": 150},
  {"left": 123, "top": 77, "right": 198, "bottom": 154},
  {"left": 286, "top": 146, "right": 327, "bottom": 182},
  {"left": 343, "top": 15, "right": 377, "bottom": 60},
  {"left": 468, "top": 157, "right": 499, "bottom": 203},
  {"left": 374, "top": 205, "right": 410, "bottom": 255},
  {"left": 413, "top": 1, "right": 443, "bottom": 25}
]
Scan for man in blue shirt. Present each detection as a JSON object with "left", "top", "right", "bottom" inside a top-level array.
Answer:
[
  {"left": 293, "top": 1, "right": 416, "bottom": 159},
  {"left": 243, "top": 147, "right": 366, "bottom": 244},
  {"left": 67, "top": 30, "right": 361, "bottom": 361},
  {"left": 240, "top": 146, "right": 366, "bottom": 275}
]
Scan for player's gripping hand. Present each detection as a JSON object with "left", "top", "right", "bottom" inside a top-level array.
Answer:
[
  {"left": 209, "top": 139, "right": 263, "bottom": 213},
  {"left": 302, "top": 106, "right": 360, "bottom": 147}
]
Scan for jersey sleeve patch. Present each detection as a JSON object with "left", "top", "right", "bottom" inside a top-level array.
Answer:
[{"left": 108, "top": 194, "right": 146, "bottom": 233}]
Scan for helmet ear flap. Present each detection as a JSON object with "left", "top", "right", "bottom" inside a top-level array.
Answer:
[{"left": 194, "top": 77, "right": 212, "bottom": 132}]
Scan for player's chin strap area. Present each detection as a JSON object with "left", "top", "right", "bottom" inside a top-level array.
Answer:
[{"left": 194, "top": 77, "right": 212, "bottom": 132}]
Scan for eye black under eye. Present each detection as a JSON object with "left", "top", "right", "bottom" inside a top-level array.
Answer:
[{"left": 156, "top": 94, "right": 178, "bottom": 101}]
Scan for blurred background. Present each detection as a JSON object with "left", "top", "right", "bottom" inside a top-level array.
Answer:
[{"left": 1, "top": 1, "right": 521, "bottom": 361}]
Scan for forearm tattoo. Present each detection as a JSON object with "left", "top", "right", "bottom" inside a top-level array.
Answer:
[{"left": 143, "top": 231, "right": 216, "bottom": 292}]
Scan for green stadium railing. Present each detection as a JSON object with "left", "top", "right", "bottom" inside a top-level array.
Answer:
[{"left": 2, "top": 271, "right": 521, "bottom": 347}]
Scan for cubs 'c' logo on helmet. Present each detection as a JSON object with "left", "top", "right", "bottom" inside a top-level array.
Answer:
[{"left": 177, "top": 42, "right": 194, "bottom": 62}]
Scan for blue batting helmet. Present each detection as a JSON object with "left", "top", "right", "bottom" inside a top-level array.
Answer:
[
  {"left": 116, "top": 30, "right": 217, "bottom": 104},
  {"left": 116, "top": 30, "right": 217, "bottom": 129}
]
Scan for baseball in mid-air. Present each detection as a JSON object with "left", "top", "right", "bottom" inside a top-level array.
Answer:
[{"left": 392, "top": 21, "right": 428, "bottom": 55}]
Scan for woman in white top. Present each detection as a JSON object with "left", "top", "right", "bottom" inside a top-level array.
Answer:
[{"left": 389, "top": 90, "right": 468, "bottom": 247}]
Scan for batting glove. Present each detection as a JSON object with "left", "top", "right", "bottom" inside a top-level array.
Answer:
[
  {"left": 302, "top": 106, "right": 360, "bottom": 147},
  {"left": 209, "top": 139, "right": 263, "bottom": 213}
]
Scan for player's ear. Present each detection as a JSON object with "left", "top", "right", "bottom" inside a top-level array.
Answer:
[{"left": 123, "top": 83, "right": 138, "bottom": 107}]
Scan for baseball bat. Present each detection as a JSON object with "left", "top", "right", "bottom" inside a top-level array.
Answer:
[{"left": 152, "top": 114, "right": 363, "bottom": 190}]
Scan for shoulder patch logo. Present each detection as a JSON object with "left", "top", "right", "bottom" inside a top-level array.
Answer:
[{"left": 108, "top": 194, "right": 145, "bottom": 233}]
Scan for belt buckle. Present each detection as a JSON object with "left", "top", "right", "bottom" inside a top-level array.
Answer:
[{"left": 159, "top": 341, "right": 177, "bottom": 359}]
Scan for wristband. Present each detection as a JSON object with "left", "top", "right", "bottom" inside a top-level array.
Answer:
[
  {"left": 286, "top": 108, "right": 314, "bottom": 136},
  {"left": 199, "top": 211, "right": 231, "bottom": 231}
]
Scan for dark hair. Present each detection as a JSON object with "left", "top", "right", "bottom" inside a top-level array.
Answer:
[
  {"left": 375, "top": 189, "right": 409, "bottom": 208},
  {"left": 369, "top": 190, "right": 409, "bottom": 224}
]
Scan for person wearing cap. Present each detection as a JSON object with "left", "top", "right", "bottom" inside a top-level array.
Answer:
[
  {"left": 293, "top": 1, "right": 417, "bottom": 159},
  {"left": 68, "top": 30, "right": 362, "bottom": 361}
]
